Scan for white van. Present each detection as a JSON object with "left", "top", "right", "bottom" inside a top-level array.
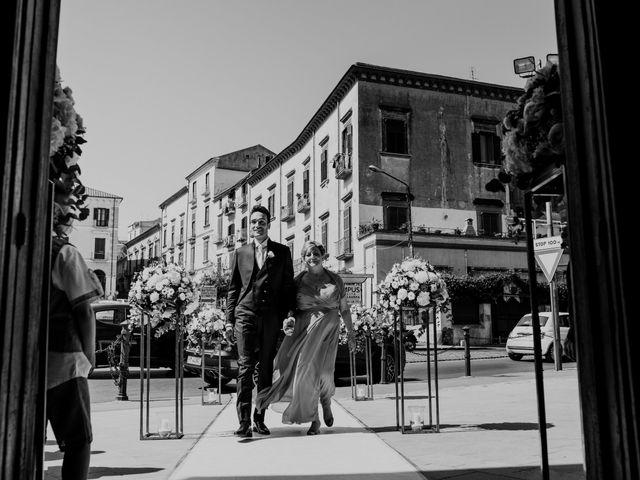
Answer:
[{"left": 505, "top": 312, "right": 572, "bottom": 362}]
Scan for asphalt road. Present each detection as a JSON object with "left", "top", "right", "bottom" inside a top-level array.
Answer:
[{"left": 88, "top": 354, "right": 551, "bottom": 405}]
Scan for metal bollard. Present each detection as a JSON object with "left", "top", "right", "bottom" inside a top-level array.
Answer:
[
  {"left": 463, "top": 327, "right": 471, "bottom": 376},
  {"left": 116, "top": 328, "right": 130, "bottom": 401}
]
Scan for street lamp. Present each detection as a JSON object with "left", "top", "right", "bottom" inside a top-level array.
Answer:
[{"left": 368, "top": 165, "right": 414, "bottom": 257}]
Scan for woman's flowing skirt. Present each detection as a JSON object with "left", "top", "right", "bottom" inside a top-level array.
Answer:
[{"left": 256, "top": 308, "right": 340, "bottom": 424}]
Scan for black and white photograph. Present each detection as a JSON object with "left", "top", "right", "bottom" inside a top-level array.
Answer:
[{"left": 0, "top": 1, "right": 633, "bottom": 479}]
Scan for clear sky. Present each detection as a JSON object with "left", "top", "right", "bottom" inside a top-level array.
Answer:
[{"left": 57, "top": 0, "right": 558, "bottom": 237}]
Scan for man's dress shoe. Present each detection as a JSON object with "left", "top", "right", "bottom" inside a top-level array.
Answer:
[
  {"left": 234, "top": 423, "right": 252, "bottom": 437},
  {"left": 252, "top": 420, "right": 271, "bottom": 435}
]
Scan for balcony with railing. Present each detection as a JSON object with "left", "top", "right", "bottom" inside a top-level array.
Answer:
[
  {"left": 335, "top": 236, "right": 353, "bottom": 260},
  {"left": 222, "top": 234, "right": 236, "bottom": 249},
  {"left": 202, "top": 187, "right": 211, "bottom": 201},
  {"left": 280, "top": 204, "right": 295, "bottom": 222},
  {"left": 236, "top": 229, "right": 247, "bottom": 243},
  {"left": 236, "top": 194, "right": 248, "bottom": 209},
  {"left": 223, "top": 200, "right": 236, "bottom": 216},
  {"left": 333, "top": 152, "right": 352, "bottom": 179},
  {"left": 293, "top": 258, "right": 306, "bottom": 276},
  {"left": 296, "top": 193, "right": 311, "bottom": 213},
  {"left": 214, "top": 235, "right": 224, "bottom": 244}
]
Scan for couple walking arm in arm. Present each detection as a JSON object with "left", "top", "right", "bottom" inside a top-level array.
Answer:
[{"left": 226, "top": 205, "right": 354, "bottom": 437}]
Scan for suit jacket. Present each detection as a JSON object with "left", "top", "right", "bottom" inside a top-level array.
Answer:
[{"left": 226, "top": 239, "right": 296, "bottom": 326}]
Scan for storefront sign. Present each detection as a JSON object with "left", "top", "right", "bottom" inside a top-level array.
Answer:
[
  {"left": 200, "top": 285, "right": 217, "bottom": 303},
  {"left": 338, "top": 273, "right": 373, "bottom": 306}
]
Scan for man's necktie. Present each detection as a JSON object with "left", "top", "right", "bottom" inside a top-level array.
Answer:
[{"left": 256, "top": 244, "right": 264, "bottom": 269}]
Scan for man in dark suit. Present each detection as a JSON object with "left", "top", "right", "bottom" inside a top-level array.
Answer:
[{"left": 225, "top": 205, "right": 296, "bottom": 437}]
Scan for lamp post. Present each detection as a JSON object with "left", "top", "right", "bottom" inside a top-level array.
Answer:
[{"left": 368, "top": 165, "right": 414, "bottom": 257}]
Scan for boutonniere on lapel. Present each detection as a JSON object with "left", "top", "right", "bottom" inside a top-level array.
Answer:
[{"left": 266, "top": 251, "right": 275, "bottom": 261}]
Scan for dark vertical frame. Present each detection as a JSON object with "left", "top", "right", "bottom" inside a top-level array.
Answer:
[
  {"left": 0, "top": 0, "right": 61, "bottom": 478},
  {"left": 555, "top": 1, "right": 637, "bottom": 478}
]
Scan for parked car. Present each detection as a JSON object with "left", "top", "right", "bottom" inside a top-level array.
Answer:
[
  {"left": 91, "top": 300, "right": 176, "bottom": 369},
  {"left": 334, "top": 337, "right": 406, "bottom": 384},
  {"left": 183, "top": 343, "right": 238, "bottom": 386},
  {"left": 184, "top": 333, "right": 406, "bottom": 387},
  {"left": 505, "top": 311, "right": 573, "bottom": 362}
]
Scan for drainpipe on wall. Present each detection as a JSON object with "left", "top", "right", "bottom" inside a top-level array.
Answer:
[
  {"left": 110, "top": 197, "right": 116, "bottom": 298},
  {"left": 312, "top": 130, "right": 316, "bottom": 241}
]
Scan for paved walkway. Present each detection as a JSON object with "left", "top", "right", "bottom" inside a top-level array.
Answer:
[
  {"left": 169, "top": 397, "right": 424, "bottom": 480},
  {"left": 44, "top": 353, "right": 585, "bottom": 480}
]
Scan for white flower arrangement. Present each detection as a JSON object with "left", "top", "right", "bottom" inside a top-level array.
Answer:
[
  {"left": 185, "top": 304, "right": 227, "bottom": 351},
  {"left": 339, "top": 304, "right": 392, "bottom": 352},
  {"left": 128, "top": 262, "right": 200, "bottom": 337},
  {"left": 377, "top": 257, "right": 449, "bottom": 315}
]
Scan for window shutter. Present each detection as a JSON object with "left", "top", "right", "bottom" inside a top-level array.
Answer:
[
  {"left": 303, "top": 169, "right": 309, "bottom": 194},
  {"left": 493, "top": 135, "right": 503, "bottom": 164},
  {"left": 93, "top": 208, "right": 98, "bottom": 220},
  {"left": 105, "top": 209, "right": 109, "bottom": 226},
  {"left": 471, "top": 132, "right": 480, "bottom": 162}
]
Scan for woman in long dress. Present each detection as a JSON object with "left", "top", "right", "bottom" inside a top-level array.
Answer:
[{"left": 255, "top": 240, "right": 355, "bottom": 435}]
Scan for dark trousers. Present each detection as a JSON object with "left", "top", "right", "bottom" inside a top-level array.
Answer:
[{"left": 235, "top": 311, "right": 279, "bottom": 423}]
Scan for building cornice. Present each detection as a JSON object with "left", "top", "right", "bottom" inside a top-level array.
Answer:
[
  {"left": 125, "top": 224, "right": 160, "bottom": 248},
  {"left": 248, "top": 62, "right": 522, "bottom": 186},
  {"left": 159, "top": 186, "right": 188, "bottom": 209}
]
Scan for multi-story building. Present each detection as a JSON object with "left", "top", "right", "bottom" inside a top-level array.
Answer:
[
  {"left": 208, "top": 63, "right": 539, "bottom": 342},
  {"left": 159, "top": 186, "right": 188, "bottom": 267},
  {"left": 181, "top": 145, "right": 274, "bottom": 273},
  {"left": 146, "top": 63, "right": 560, "bottom": 342},
  {"left": 68, "top": 187, "right": 123, "bottom": 298},
  {"left": 116, "top": 219, "right": 161, "bottom": 297}
]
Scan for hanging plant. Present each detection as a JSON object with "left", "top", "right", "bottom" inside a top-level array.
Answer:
[{"left": 50, "top": 66, "right": 89, "bottom": 232}]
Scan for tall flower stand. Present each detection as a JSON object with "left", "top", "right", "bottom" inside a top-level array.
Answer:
[
  {"left": 393, "top": 306, "right": 440, "bottom": 434},
  {"left": 139, "top": 314, "right": 185, "bottom": 440},
  {"left": 200, "top": 337, "right": 223, "bottom": 406},
  {"left": 349, "top": 335, "right": 374, "bottom": 401}
]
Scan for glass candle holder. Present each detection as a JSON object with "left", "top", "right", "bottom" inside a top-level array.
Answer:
[
  {"left": 158, "top": 418, "right": 172, "bottom": 438},
  {"left": 408, "top": 405, "right": 425, "bottom": 432}
]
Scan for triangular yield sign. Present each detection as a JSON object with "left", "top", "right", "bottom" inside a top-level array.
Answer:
[{"left": 535, "top": 250, "right": 563, "bottom": 282}]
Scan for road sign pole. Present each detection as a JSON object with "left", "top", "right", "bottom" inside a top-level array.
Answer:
[
  {"left": 549, "top": 280, "right": 562, "bottom": 370},
  {"left": 545, "top": 202, "right": 562, "bottom": 371}
]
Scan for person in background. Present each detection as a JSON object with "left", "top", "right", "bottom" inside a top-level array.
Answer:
[
  {"left": 47, "top": 199, "right": 103, "bottom": 479},
  {"left": 256, "top": 240, "right": 355, "bottom": 435}
]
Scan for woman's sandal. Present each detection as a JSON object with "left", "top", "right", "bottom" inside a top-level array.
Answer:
[{"left": 307, "top": 420, "right": 321, "bottom": 435}]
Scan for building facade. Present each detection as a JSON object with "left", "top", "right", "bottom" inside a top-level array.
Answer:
[
  {"left": 179, "top": 145, "right": 274, "bottom": 273},
  {"left": 211, "top": 66, "right": 525, "bottom": 272},
  {"left": 140, "top": 64, "right": 557, "bottom": 342},
  {"left": 68, "top": 187, "right": 123, "bottom": 298},
  {"left": 116, "top": 219, "right": 161, "bottom": 297}
]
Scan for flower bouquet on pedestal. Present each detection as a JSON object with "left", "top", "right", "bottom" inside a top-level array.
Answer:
[
  {"left": 128, "top": 262, "right": 199, "bottom": 337},
  {"left": 127, "top": 262, "right": 199, "bottom": 440},
  {"left": 340, "top": 305, "right": 383, "bottom": 400},
  {"left": 186, "top": 304, "right": 228, "bottom": 405},
  {"left": 376, "top": 256, "right": 448, "bottom": 434},
  {"left": 377, "top": 257, "right": 449, "bottom": 314}
]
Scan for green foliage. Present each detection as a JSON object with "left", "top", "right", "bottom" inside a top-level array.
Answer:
[{"left": 441, "top": 271, "right": 567, "bottom": 304}]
